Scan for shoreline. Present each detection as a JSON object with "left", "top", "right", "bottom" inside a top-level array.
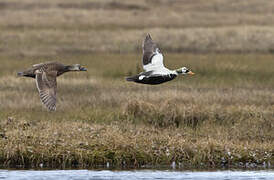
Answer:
[{"left": 0, "top": 118, "right": 273, "bottom": 169}]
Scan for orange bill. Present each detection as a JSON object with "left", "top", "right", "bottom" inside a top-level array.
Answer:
[{"left": 187, "top": 71, "right": 195, "bottom": 75}]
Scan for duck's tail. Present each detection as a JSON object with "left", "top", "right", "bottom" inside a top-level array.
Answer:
[
  {"left": 126, "top": 74, "right": 139, "bottom": 82},
  {"left": 17, "top": 72, "right": 24, "bottom": 76},
  {"left": 17, "top": 71, "right": 35, "bottom": 78},
  {"left": 126, "top": 76, "right": 135, "bottom": 81}
]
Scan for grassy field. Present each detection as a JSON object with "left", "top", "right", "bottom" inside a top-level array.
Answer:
[
  {"left": 2, "top": 0, "right": 274, "bottom": 56},
  {"left": 0, "top": 54, "right": 273, "bottom": 168},
  {"left": 0, "top": 0, "right": 273, "bottom": 169}
]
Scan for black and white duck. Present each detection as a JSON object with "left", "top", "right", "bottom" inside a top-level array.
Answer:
[{"left": 126, "top": 34, "right": 194, "bottom": 85}]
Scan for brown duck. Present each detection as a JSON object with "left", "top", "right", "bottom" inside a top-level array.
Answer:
[{"left": 18, "top": 62, "right": 87, "bottom": 111}]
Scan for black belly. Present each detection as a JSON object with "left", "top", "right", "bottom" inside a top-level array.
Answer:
[{"left": 136, "top": 74, "right": 177, "bottom": 85}]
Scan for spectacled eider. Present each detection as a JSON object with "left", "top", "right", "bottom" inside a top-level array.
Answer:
[
  {"left": 17, "top": 62, "right": 87, "bottom": 111},
  {"left": 126, "top": 34, "right": 194, "bottom": 85}
]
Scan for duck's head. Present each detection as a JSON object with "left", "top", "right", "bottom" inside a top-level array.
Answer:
[
  {"left": 176, "top": 67, "right": 194, "bottom": 75},
  {"left": 68, "top": 64, "right": 87, "bottom": 71}
]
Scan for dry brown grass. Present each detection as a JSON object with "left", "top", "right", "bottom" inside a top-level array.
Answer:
[
  {"left": 1, "top": 0, "right": 274, "bottom": 56},
  {"left": 0, "top": 0, "right": 273, "bottom": 169},
  {"left": 0, "top": 54, "right": 273, "bottom": 168}
]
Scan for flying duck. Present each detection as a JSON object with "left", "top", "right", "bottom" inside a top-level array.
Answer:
[
  {"left": 126, "top": 34, "right": 194, "bottom": 85},
  {"left": 17, "top": 62, "right": 87, "bottom": 111}
]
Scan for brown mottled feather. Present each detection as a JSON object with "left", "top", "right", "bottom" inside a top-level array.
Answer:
[
  {"left": 18, "top": 61, "right": 86, "bottom": 111},
  {"left": 19, "top": 62, "right": 67, "bottom": 111},
  {"left": 35, "top": 70, "right": 57, "bottom": 112}
]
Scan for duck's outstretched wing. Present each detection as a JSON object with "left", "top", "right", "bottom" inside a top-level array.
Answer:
[
  {"left": 142, "top": 34, "right": 165, "bottom": 72},
  {"left": 35, "top": 70, "right": 57, "bottom": 111}
]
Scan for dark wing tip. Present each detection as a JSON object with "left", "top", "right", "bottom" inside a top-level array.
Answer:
[{"left": 145, "top": 33, "right": 152, "bottom": 41}]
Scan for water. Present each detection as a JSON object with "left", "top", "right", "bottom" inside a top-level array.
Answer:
[{"left": 0, "top": 170, "right": 274, "bottom": 180}]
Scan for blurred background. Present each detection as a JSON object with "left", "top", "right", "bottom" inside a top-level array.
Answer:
[{"left": 1, "top": 0, "right": 274, "bottom": 57}]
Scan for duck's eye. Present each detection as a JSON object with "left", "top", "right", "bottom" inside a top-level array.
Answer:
[{"left": 185, "top": 69, "right": 189, "bottom": 73}]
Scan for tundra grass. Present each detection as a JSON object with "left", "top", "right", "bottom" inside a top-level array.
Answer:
[
  {"left": 0, "top": 54, "right": 273, "bottom": 169},
  {"left": 2, "top": 0, "right": 274, "bottom": 56}
]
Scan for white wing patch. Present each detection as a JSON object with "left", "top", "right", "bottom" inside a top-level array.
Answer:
[
  {"left": 139, "top": 75, "right": 145, "bottom": 80},
  {"left": 143, "top": 52, "right": 174, "bottom": 75},
  {"left": 143, "top": 52, "right": 164, "bottom": 72}
]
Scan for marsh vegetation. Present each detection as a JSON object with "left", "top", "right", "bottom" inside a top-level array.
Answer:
[
  {"left": 0, "top": 54, "right": 273, "bottom": 168},
  {"left": 0, "top": 0, "right": 273, "bottom": 168}
]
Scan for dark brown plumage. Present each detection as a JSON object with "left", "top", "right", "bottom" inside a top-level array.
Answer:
[{"left": 18, "top": 62, "right": 87, "bottom": 111}]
